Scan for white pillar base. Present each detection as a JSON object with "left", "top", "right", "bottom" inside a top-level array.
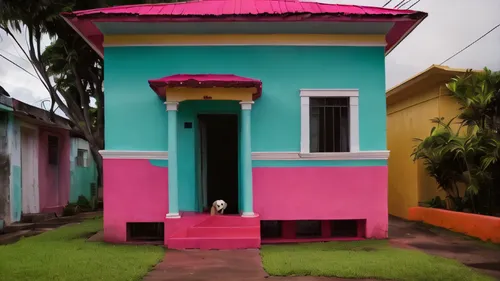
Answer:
[
  {"left": 241, "top": 212, "right": 257, "bottom": 218},
  {"left": 165, "top": 213, "right": 181, "bottom": 219}
]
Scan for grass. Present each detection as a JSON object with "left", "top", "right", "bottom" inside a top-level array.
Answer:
[
  {"left": 0, "top": 217, "right": 164, "bottom": 281},
  {"left": 261, "top": 240, "right": 494, "bottom": 281}
]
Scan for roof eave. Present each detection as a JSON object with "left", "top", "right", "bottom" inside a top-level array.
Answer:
[
  {"left": 386, "top": 65, "right": 478, "bottom": 104},
  {"left": 385, "top": 12, "right": 427, "bottom": 55}
]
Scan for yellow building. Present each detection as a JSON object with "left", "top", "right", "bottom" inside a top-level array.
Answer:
[{"left": 386, "top": 65, "right": 471, "bottom": 219}]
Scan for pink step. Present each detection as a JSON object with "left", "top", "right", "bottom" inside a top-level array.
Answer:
[
  {"left": 187, "top": 226, "right": 260, "bottom": 237},
  {"left": 194, "top": 215, "right": 260, "bottom": 228},
  {"left": 167, "top": 237, "right": 261, "bottom": 250}
]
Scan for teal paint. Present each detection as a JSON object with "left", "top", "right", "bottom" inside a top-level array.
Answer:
[
  {"left": 69, "top": 138, "right": 98, "bottom": 203},
  {"left": 104, "top": 46, "right": 386, "bottom": 152},
  {"left": 7, "top": 113, "right": 21, "bottom": 223},
  {"left": 149, "top": 159, "right": 168, "bottom": 167},
  {"left": 104, "top": 46, "right": 387, "bottom": 212},
  {"left": 240, "top": 108, "right": 253, "bottom": 214},
  {"left": 0, "top": 104, "right": 12, "bottom": 112},
  {"left": 252, "top": 159, "right": 387, "bottom": 167},
  {"left": 11, "top": 166, "right": 21, "bottom": 222},
  {"left": 167, "top": 109, "right": 179, "bottom": 215}
]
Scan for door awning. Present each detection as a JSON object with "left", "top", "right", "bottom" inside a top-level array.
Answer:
[{"left": 148, "top": 74, "right": 263, "bottom": 100}]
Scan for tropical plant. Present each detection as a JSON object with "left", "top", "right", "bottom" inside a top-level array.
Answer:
[
  {"left": 413, "top": 69, "right": 500, "bottom": 214},
  {"left": 411, "top": 117, "right": 467, "bottom": 210},
  {"left": 447, "top": 68, "right": 500, "bottom": 133}
]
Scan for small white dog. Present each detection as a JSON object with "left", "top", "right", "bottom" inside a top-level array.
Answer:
[{"left": 210, "top": 200, "right": 227, "bottom": 216}]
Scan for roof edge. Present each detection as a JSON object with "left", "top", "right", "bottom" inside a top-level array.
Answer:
[{"left": 386, "top": 64, "right": 476, "bottom": 101}]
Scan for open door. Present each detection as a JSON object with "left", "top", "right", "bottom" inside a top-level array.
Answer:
[{"left": 198, "top": 114, "right": 239, "bottom": 214}]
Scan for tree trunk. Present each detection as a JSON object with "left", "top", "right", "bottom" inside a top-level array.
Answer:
[{"left": 89, "top": 144, "right": 103, "bottom": 188}]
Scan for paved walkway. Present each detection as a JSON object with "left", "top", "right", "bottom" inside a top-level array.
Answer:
[
  {"left": 143, "top": 217, "right": 500, "bottom": 281},
  {"left": 142, "top": 250, "right": 377, "bottom": 281}
]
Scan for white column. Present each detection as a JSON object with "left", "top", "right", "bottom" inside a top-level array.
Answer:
[
  {"left": 166, "top": 102, "right": 180, "bottom": 218},
  {"left": 240, "top": 101, "right": 256, "bottom": 217}
]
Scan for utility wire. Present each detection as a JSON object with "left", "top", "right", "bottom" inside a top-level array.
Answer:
[
  {"left": 382, "top": 0, "right": 393, "bottom": 7},
  {"left": 440, "top": 23, "right": 500, "bottom": 65},
  {"left": 0, "top": 52, "right": 38, "bottom": 78},
  {"left": 393, "top": 0, "right": 406, "bottom": 8},
  {"left": 408, "top": 0, "right": 421, "bottom": 9},
  {"left": 398, "top": 0, "right": 413, "bottom": 9}
]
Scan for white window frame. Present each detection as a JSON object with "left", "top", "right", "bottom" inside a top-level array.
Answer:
[{"left": 300, "top": 89, "right": 359, "bottom": 154}]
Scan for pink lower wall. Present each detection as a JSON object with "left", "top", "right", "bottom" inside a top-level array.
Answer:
[
  {"left": 253, "top": 166, "right": 388, "bottom": 238},
  {"left": 38, "top": 127, "right": 70, "bottom": 214},
  {"left": 103, "top": 159, "right": 168, "bottom": 243}
]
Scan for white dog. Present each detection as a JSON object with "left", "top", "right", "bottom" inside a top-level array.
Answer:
[{"left": 210, "top": 200, "right": 227, "bottom": 215}]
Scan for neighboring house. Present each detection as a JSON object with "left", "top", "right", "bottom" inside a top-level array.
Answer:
[
  {"left": 386, "top": 65, "right": 468, "bottom": 219},
  {"left": 63, "top": 0, "right": 427, "bottom": 249},
  {"left": 70, "top": 136, "right": 98, "bottom": 203},
  {"left": 0, "top": 91, "right": 97, "bottom": 227}
]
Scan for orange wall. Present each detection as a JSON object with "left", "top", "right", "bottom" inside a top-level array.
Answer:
[{"left": 387, "top": 83, "right": 461, "bottom": 218}]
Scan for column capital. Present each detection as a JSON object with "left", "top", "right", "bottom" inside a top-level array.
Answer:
[
  {"left": 239, "top": 101, "right": 254, "bottom": 110},
  {"left": 165, "top": 101, "right": 179, "bottom": 111}
]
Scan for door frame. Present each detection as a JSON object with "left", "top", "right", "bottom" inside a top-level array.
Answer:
[
  {"left": 20, "top": 122, "right": 39, "bottom": 214},
  {"left": 197, "top": 113, "right": 239, "bottom": 212}
]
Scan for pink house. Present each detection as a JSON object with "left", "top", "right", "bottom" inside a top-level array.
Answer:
[
  {"left": 1, "top": 98, "right": 71, "bottom": 223},
  {"left": 63, "top": 0, "right": 427, "bottom": 249}
]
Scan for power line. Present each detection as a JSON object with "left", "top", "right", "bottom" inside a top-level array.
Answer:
[
  {"left": 407, "top": 0, "right": 421, "bottom": 9},
  {"left": 440, "top": 23, "right": 500, "bottom": 65},
  {"left": 0, "top": 52, "right": 38, "bottom": 78},
  {"left": 393, "top": 0, "right": 405, "bottom": 8},
  {"left": 398, "top": 0, "right": 413, "bottom": 9},
  {"left": 382, "top": 0, "right": 393, "bottom": 7}
]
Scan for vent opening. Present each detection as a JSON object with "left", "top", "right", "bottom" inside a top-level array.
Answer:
[{"left": 127, "top": 222, "right": 164, "bottom": 242}]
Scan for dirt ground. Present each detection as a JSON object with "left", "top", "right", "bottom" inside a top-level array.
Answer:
[{"left": 389, "top": 216, "right": 500, "bottom": 280}]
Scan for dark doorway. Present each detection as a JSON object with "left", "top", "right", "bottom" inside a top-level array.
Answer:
[{"left": 198, "top": 114, "right": 239, "bottom": 214}]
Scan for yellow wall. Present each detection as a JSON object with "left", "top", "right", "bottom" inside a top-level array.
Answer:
[{"left": 387, "top": 83, "right": 461, "bottom": 218}]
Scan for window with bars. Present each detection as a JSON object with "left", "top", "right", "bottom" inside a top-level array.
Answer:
[
  {"left": 76, "top": 149, "right": 89, "bottom": 167},
  {"left": 309, "top": 97, "right": 350, "bottom": 152},
  {"left": 48, "top": 135, "right": 59, "bottom": 165}
]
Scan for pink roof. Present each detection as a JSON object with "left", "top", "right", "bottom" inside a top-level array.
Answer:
[
  {"left": 148, "top": 74, "right": 263, "bottom": 100},
  {"left": 62, "top": 0, "right": 427, "bottom": 57}
]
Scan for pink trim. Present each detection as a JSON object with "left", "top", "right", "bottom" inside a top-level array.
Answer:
[
  {"left": 103, "top": 159, "right": 168, "bottom": 243},
  {"left": 148, "top": 74, "right": 263, "bottom": 100},
  {"left": 253, "top": 166, "right": 388, "bottom": 239},
  {"left": 61, "top": 0, "right": 427, "bottom": 58},
  {"left": 262, "top": 237, "right": 364, "bottom": 244}
]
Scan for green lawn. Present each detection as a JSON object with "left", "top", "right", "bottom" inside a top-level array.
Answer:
[
  {"left": 0, "top": 217, "right": 164, "bottom": 281},
  {"left": 261, "top": 240, "right": 494, "bottom": 281}
]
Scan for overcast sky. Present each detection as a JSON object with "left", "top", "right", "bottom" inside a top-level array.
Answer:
[{"left": 0, "top": 0, "right": 499, "bottom": 109}]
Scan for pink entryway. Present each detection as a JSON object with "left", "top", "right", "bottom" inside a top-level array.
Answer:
[{"left": 165, "top": 213, "right": 260, "bottom": 250}]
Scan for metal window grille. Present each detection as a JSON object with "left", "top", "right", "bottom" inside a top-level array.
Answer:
[
  {"left": 310, "top": 97, "right": 350, "bottom": 152},
  {"left": 76, "top": 149, "right": 88, "bottom": 167},
  {"left": 48, "top": 135, "right": 59, "bottom": 165}
]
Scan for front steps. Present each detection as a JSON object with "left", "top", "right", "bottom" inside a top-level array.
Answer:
[{"left": 166, "top": 214, "right": 260, "bottom": 250}]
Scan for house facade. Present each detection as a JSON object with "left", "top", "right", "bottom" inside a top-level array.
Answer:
[
  {"left": 64, "top": 0, "right": 426, "bottom": 249},
  {"left": 0, "top": 91, "right": 97, "bottom": 228},
  {"left": 386, "top": 65, "right": 466, "bottom": 219}
]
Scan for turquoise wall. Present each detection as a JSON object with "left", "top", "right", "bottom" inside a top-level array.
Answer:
[
  {"left": 69, "top": 138, "right": 98, "bottom": 203},
  {"left": 7, "top": 113, "right": 21, "bottom": 222},
  {"left": 104, "top": 46, "right": 387, "bottom": 211}
]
